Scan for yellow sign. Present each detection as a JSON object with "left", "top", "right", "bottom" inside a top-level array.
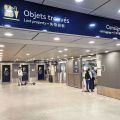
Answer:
[{"left": 4, "top": 4, "right": 19, "bottom": 20}]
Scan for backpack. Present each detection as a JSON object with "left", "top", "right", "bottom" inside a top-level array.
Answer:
[{"left": 85, "top": 71, "right": 90, "bottom": 79}]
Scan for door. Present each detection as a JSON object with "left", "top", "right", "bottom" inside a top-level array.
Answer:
[
  {"left": 38, "top": 65, "right": 44, "bottom": 80},
  {"left": 2, "top": 65, "right": 11, "bottom": 82},
  {"left": 21, "top": 65, "right": 29, "bottom": 81}
]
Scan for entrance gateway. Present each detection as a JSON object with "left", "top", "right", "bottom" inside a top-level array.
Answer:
[{"left": 0, "top": 0, "right": 120, "bottom": 100}]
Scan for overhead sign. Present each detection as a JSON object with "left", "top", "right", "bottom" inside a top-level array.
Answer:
[{"left": 0, "top": 0, "right": 120, "bottom": 39}]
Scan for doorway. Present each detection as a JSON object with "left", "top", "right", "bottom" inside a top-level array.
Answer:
[
  {"left": 21, "top": 65, "right": 29, "bottom": 81},
  {"left": 2, "top": 65, "right": 11, "bottom": 82},
  {"left": 38, "top": 65, "right": 45, "bottom": 80}
]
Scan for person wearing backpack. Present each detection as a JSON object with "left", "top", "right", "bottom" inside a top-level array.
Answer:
[{"left": 85, "top": 68, "right": 93, "bottom": 92}]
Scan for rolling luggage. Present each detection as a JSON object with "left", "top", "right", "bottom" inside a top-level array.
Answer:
[{"left": 49, "top": 75, "right": 53, "bottom": 83}]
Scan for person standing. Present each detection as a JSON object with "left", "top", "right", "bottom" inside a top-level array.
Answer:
[
  {"left": 91, "top": 67, "right": 96, "bottom": 91},
  {"left": 85, "top": 68, "right": 93, "bottom": 92},
  {"left": 17, "top": 67, "right": 23, "bottom": 86}
]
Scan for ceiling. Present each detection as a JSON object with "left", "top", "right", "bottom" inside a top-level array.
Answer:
[
  {"left": 25, "top": 0, "right": 120, "bottom": 21},
  {"left": 0, "top": 27, "right": 120, "bottom": 61}
]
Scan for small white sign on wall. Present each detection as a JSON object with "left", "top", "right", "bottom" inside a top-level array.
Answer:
[{"left": 32, "top": 69, "right": 35, "bottom": 72}]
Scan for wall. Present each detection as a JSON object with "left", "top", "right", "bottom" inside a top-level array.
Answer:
[
  {"left": 97, "top": 52, "right": 120, "bottom": 99},
  {"left": 66, "top": 59, "right": 82, "bottom": 88},
  {"left": 0, "top": 63, "right": 45, "bottom": 83}
]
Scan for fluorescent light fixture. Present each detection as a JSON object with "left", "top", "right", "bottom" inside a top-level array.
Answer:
[
  {"left": 105, "top": 51, "right": 109, "bottom": 53},
  {"left": 89, "top": 41, "right": 95, "bottom": 44},
  {"left": 75, "top": 0, "right": 84, "bottom": 3},
  {"left": 64, "top": 48, "right": 68, "bottom": 51},
  {"left": 4, "top": 32, "right": 13, "bottom": 37},
  {"left": 26, "top": 53, "right": 30, "bottom": 56},
  {"left": 54, "top": 37, "right": 60, "bottom": 41},
  {"left": 86, "top": 50, "right": 90, "bottom": 53},
  {"left": 116, "top": 43, "right": 120, "bottom": 46},
  {"left": 113, "top": 37, "right": 118, "bottom": 40},
  {"left": 58, "top": 50, "right": 62, "bottom": 53},
  {"left": 0, "top": 45, "right": 5, "bottom": 48}
]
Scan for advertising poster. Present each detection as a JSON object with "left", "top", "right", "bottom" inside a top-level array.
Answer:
[{"left": 2, "top": 65, "right": 10, "bottom": 82}]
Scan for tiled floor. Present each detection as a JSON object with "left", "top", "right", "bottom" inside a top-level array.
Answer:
[{"left": 0, "top": 82, "right": 120, "bottom": 120}]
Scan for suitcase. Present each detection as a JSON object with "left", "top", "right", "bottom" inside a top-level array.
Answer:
[{"left": 49, "top": 75, "right": 53, "bottom": 83}]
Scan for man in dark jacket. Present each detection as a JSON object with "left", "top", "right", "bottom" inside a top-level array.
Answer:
[{"left": 85, "top": 68, "right": 93, "bottom": 92}]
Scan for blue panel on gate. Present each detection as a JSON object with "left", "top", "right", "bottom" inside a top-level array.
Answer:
[{"left": 0, "top": 0, "right": 120, "bottom": 39}]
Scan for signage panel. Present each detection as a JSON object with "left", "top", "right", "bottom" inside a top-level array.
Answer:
[
  {"left": 73, "top": 60, "right": 79, "bottom": 74},
  {"left": 0, "top": 0, "right": 120, "bottom": 39}
]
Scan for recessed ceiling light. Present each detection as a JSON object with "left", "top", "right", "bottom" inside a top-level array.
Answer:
[
  {"left": 86, "top": 50, "right": 90, "bottom": 53},
  {"left": 4, "top": 24, "right": 11, "bottom": 27},
  {"left": 75, "top": 0, "right": 84, "bottom": 3},
  {"left": 42, "top": 29, "right": 47, "bottom": 32},
  {"left": 89, "top": 23, "right": 96, "bottom": 28},
  {"left": 89, "top": 41, "right": 95, "bottom": 44},
  {"left": 0, "top": 45, "right": 5, "bottom": 48},
  {"left": 0, "top": 53, "right": 3, "bottom": 55},
  {"left": 4, "top": 32, "right": 13, "bottom": 37},
  {"left": 113, "top": 37, "right": 118, "bottom": 40},
  {"left": 64, "top": 54, "right": 68, "bottom": 57},
  {"left": 54, "top": 37, "right": 60, "bottom": 41},
  {"left": 116, "top": 43, "right": 120, "bottom": 46},
  {"left": 26, "top": 53, "right": 30, "bottom": 56},
  {"left": 90, "top": 53, "right": 94, "bottom": 55},
  {"left": 64, "top": 48, "right": 68, "bottom": 51},
  {"left": 0, "top": 57, "right": 2, "bottom": 61},
  {"left": 96, "top": 36, "right": 100, "bottom": 38},
  {"left": 58, "top": 50, "right": 62, "bottom": 53},
  {"left": 118, "top": 9, "right": 120, "bottom": 13},
  {"left": 0, "top": 49, "right": 4, "bottom": 52},
  {"left": 88, "top": 56, "right": 91, "bottom": 58},
  {"left": 71, "top": 57, "right": 74, "bottom": 59},
  {"left": 105, "top": 51, "right": 109, "bottom": 53},
  {"left": 51, "top": 58, "right": 54, "bottom": 60}
]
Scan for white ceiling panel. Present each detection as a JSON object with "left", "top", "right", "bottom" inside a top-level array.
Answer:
[
  {"left": 44, "top": 0, "right": 109, "bottom": 14},
  {"left": 14, "top": 45, "right": 55, "bottom": 60},
  {"left": 24, "top": 0, "right": 119, "bottom": 21},
  {"left": 33, "top": 32, "right": 81, "bottom": 43},
  {"left": 73, "top": 37, "right": 115, "bottom": 45},
  {"left": 0, "top": 28, "right": 38, "bottom": 40},
  {"left": 91, "top": 0, "right": 120, "bottom": 20},
  {"left": 25, "top": 0, "right": 43, "bottom": 4},
  {"left": 0, "top": 43, "right": 24, "bottom": 61}
]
